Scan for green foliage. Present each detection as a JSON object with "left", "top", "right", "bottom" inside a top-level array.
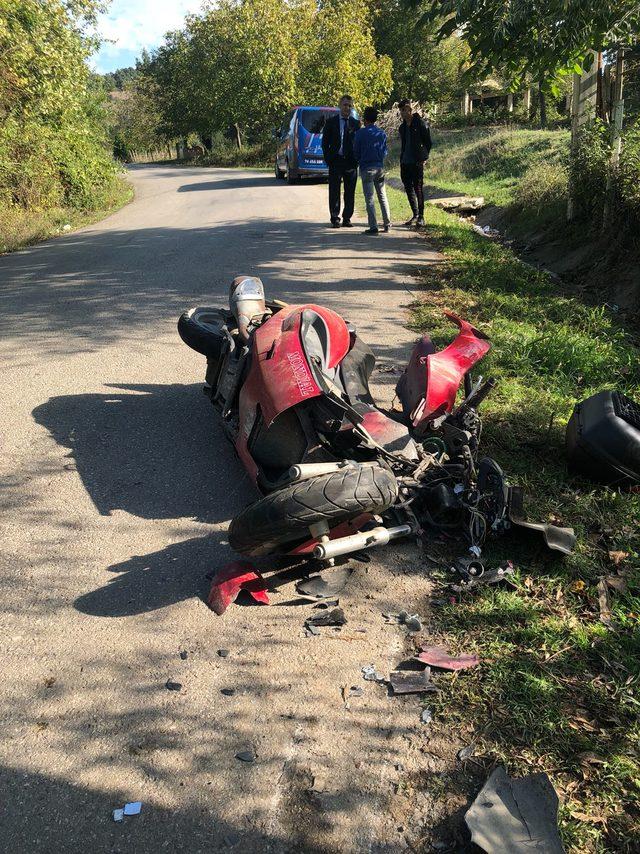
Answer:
[
  {"left": 0, "top": 0, "right": 120, "bottom": 214},
  {"left": 372, "top": 0, "right": 471, "bottom": 105},
  {"left": 419, "top": 0, "right": 640, "bottom": 94},
  {"left": 107, "top": 77, "right": 166, "bottom": 160}
]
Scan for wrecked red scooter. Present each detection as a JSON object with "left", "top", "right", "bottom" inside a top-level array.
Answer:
[{"left": 178, "top": 276, "right": 574, "bottom": 568}]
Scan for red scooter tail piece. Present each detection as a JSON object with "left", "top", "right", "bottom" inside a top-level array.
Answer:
[
  {"left": 398, "top": 311, "right": 490, "bottom": 426},
  {"left": 207, "top": 561, "right": 270, "bottom": 615}
]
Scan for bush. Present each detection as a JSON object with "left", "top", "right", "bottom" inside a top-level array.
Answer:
[
  {"left": 514, "top": 160, "right": 568, "bottom": 219},
  {"left": 195, "top": 139, "right": 273, "bottom": 168}
]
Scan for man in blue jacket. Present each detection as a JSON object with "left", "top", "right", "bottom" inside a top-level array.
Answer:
[
  {"left": 398, "top": 99, "right": 432, "bottom": 228},
  {"left": 353, "top": 106, "right": 391, "bottom": 236}
]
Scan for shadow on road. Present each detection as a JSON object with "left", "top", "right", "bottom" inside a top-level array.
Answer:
[{"left": 32, "top": 383, "right": 250, "bottom": 524}]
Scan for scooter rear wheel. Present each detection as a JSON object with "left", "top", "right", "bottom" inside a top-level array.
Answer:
[{"left": 228, "top": 464, "right": 398, "bottom": 557}]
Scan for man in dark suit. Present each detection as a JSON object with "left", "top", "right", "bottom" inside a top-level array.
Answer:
[
  {"left": 398, "top": 98, "right": 432, "bottom": 229},
  {"left": 321, "top": 95, "right": 361, "bottom": 227}
]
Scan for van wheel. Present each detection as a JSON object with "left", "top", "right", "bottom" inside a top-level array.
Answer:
[
  {"left": 285, "top": 160, "right": 299, "bottom": 185},
  {"left": 275, "top": 158, "right": 285, "bottom": 180}
]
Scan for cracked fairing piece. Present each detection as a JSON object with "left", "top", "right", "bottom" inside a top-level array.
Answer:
[
  {"left": 207, "top": 561, "right": 270, "bottom": 615},
  {"left": 465, "top": 766, "right": 565, "bottom": 853}
]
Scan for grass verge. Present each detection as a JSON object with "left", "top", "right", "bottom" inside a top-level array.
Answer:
[
  {"left": 0, "top": 175, "right": 133, "bottom": 255},
  {"left": 385, "top": 184, "right": 640, "bottom": 853}
]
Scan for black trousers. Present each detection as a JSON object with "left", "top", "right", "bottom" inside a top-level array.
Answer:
[
  {"left": 328, "top": 160, "right": 357, "bottom": 222},
  {"left": 400, "top": 161, "right": 425, "bottom": 217}
]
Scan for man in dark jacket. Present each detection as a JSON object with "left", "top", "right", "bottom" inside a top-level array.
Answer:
[
  {"left": 398, "top": 99, "right": 432, "bottom": 228},
  {"left": 321, "top": 95, "right": 361, "bottom": 227}
]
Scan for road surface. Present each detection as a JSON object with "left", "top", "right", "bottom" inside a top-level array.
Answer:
[{"left": 0, "top": 166, "right": 461, "bottom": 853}]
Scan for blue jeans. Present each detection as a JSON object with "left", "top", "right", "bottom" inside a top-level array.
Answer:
[{"left": 360, "top": 167, "right": 390, "bottom": 229}]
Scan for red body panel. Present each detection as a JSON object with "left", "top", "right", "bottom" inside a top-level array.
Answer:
[
  {"left": 235, "top": 304, "right": 351, "bottom": 479},
  {"left": 402, "top": 312, "right": 490, "bottom": 426},
  {"left": 422, "top": 312, "right": 490, "bottom": 421}
]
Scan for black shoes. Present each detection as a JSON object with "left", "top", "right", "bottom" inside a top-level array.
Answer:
[
  {"left": 416, "top": 217, "right": 425, "bottom": 228},
  {"left": 363, "top": 227, "right": 379, "bottom": 235},
  {"left": 383, "top": 223, "right": 391, "bottom": 233},
  {"left": 331, "top": 219, "right": 341, "bottom": 228},
  {"left": 404, "top": 216, "right": 417, "bottom": 227},
  {"left": 342, "top": 219, "right": 353, "bottom": 227}
]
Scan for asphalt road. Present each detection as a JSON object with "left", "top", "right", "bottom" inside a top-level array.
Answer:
[{"left": 0, "top": 166, "right": 451, "bottom": 853}]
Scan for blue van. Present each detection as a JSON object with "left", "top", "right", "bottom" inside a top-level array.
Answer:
[{"left": 275, "top": 106, "right": 356, "bottom": 183}]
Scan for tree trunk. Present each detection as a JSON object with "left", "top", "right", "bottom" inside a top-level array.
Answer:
[
  {"left": 538, "top": 81, "right": 547, "bottom": 128},
  {"left": 234, "top": 123, "right": 242, "bottom": 150}
]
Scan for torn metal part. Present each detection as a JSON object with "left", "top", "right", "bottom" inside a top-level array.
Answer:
[
  {"left": 305, "top": 607, "right": 346, "bottom": 627},
  {"left": 451, "top": 560, "right": 515, "bottom": 591},
  {"left": 416, "top": 645, "right": 479, "bottom": 671},
  {"left": 508, "top": 486, "right": 576, "bottom": 554},
  {"left": 390, "top": 669, "right": 437, "bottom": 694},
  {"left": 304, "top": 624, "right": 321, "bottom": 637},
  {"left": 465, "top": 766, "right": 565, "bottom": 853},
  {"left": 295, "top": 566, "right": 353, "bottom": 600},
  {"left": 362, "top": 665, "right": 385, "bottom": 682},
  {"left": 207, "top": 561, "right": 270, "bottom": 615},
  {"left": 312, "top": 598, "right": 340, "bottom": 609}
]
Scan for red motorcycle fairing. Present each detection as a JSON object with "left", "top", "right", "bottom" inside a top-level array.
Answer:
[
  {"left": 397, "top": 312, "right": 490, "bottom": 427},
  {"left": 235, "top": 303, "right": 351, "bottom": 478}
]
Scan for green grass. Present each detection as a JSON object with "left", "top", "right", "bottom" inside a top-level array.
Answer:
[
  {"left": 386, "top": 184, "right": 640, "bottom": 852},
  {"left": 0, "top": 175, "right": 133, "bottom": 255}
]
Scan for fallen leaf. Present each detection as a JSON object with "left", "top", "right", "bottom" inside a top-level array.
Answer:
[
  {"left": 579, "top": 751, "right": 606, "bottom": 766},
  {"left": 598, "top": 578, "right": 613, "bottom": 626},
  {"left": 569, "top": 580, "right": 586, "bottom": 593},
  {"left": 608, "top": 550, "right": 629, "bottom": 566},
  {"left": 570, "top": 811, "right": 607, "bottom": 825},
  {"left": 605, "top": 575, "right": 628, "bottom": 594}
]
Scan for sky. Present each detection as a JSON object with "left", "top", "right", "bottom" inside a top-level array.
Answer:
[{"left": 92, "top": 0, "right": 204, "bottom": 73}]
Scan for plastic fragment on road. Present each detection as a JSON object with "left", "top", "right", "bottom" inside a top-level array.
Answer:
[
  {"left": 165, "top": 679, "right": 182, "bottom": 691},
  {"left": 305, "top": 607, "right": 346, "bottom": 628},
  {"left": 235, "top": 749, "right": 255, "bottom": 763},
  {"left": 465, "top": 766, "right": 565, "bottom": 853},
  {"left": 390, "top": 669, "right": 437, "bottom": 694},
  {"left": 420, "top": 708, "right": 433, "bottom": 724},
  {"left": 416, "top": 645, "right": 480, "bottom": 671},
  {"left": 383, "top": 610, "right": 422, "bottom": 632},
  {"left": 112, "top": 809, "right": 124, "bottom": 822},
  {"left": 296, "top": 566, "right": 353, "bottom": 599},
  {"left": 123, "top": 802, "right": 142, "bottom": 816},
  {"left": 207, "top": 561, "right": 270, "bottom": 615},
  {"left": 361, "top": 664, "right": 385, "bottom": 682}
]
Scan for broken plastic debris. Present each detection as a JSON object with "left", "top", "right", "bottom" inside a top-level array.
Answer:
[
  {"left": 465, "top": 766, "right": 564, "bottom": 853},
  {"left": 468, "top": 545, "right": 482, "bottom": 557},
  {"left": 165, "top": 679, "right": 182, "bottom": 691},
  {"left": 112, "top": 808, "right": 124, "bottom": 822},
  {"left": 416, "top": 645, "right": 480, "bottom": 671},
  {"left": 207, "top": 561, "right": 270, "bottom": 615},
  {"left": 235, "top": 749, "right": 255, "bottom": 763},
  {"left": 305, "top": 607, "right": 346, "bottom": 628},
  {"left": 362, "top": 665, "right": 385, "bottom": 682},
  {"left": 123, "top": 802, "right": 142, "bottom": 816},
  {"left": 218, "top": 649, "right": 230, "bottom": 658},
  {"left": 457, "top": 744, "right": 476, "bottom": 762},
  {"left": 221, "top": 688, "right": 235, "bottom": 696},
  {"left": 420, "top": 708, "right": 433, "bottom": 724},
  {"left": 390, "top": 669, "right": 437, "bottom": 694},
  {"left": 296, "top": 566, "right": 353, "bottom": 599},
  {"left": 305, "top": 624, "right": 321, "bottom": 637},
  {"left": 179, "top": 650, "right": 188, "bottom": 660},
  {"left": 384, "top": 610, "right": 422, "bottom": 631}
]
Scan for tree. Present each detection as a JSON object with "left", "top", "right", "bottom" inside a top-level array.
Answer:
[
  {"left": 108, "top": 76, "right": 166, "bottom": 159},
  {"left": 372, "top": 0, "right": 470, "bottom": 106},
  {"left": 416, "top": 0, "right": 640, "bottom": 126}
]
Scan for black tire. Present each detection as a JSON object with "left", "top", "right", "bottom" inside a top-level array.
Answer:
[
  {"left": 177, "top": 308, "right": 231, "bottom": 359},
  {"left": 285, "top": 159, "right": 299, "bottom": 185},
  {"left": 228, "top": 464, "right": 398, "bottom": 557},
  {"left": 274, "top": 158, "right": 285, "bottom": 180}
]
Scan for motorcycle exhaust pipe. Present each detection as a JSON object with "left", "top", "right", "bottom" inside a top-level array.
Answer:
[{"left": 313, "top": 524, "right": 413, "bottom": 561}]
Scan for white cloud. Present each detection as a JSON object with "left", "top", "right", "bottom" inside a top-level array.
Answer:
[{"left": 96, "top": 0, "right": 204, "bottom": 58}]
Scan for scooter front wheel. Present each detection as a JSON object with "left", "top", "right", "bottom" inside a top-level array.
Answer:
[{"left": 228, "top": 464, "right": 398, "bottom": 557}]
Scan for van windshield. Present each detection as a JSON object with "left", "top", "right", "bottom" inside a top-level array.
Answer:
[{"left": 299, "top": 109, "right": 336, "bottom": 134}]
